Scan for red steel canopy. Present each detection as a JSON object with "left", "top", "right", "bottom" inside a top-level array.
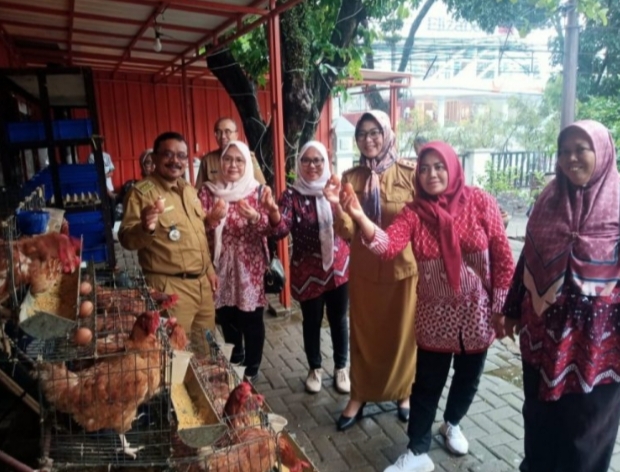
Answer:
[
  {"left": 0, "top": 0, "right": 302, "bottom": 80},
  {"left": 0, "top": 0, "right": 302, "bottom": 308}
]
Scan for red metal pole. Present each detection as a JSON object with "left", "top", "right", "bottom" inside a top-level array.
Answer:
[
  {"left": 181, "top": 58, "right": 195, "bottom": 184},
  {"left": 390, "top": 85, "right": 398, "bottom": 131},
  {"left": 268, "top": 0, "right": 291, "bottom": 309}
]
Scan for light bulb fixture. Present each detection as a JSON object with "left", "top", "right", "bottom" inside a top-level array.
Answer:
[{"left": 153, "top": 26, "right": 163, "bottom": 53}]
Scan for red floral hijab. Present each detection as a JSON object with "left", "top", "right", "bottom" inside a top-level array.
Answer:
[
  {"left": 412, "top": 141, "right": 472, "bottom": 292},
  {"left": 524, "top": 120, "right": 620, "bottom": 315}
]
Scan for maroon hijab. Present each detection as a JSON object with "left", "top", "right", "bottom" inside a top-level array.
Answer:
[
  {"left": 412, "top": 141, "right": 472, "bottom": 292},
  {"left": 524, "top": 120, "right": 620, "bottom": 315}
]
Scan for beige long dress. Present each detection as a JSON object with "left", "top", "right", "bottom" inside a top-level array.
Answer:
[{"left": 335, "top": 161, "right": 418, "bottom": 402}]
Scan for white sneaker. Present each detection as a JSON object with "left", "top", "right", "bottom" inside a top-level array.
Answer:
[
  {"left": 334, "top": 368, "right": 351, "bottom": 393},
  {"left": 384, "top": 450, "right": 434, "bottom": 472},
  {"left": 305, "top": 368, "right": 322, "bottom": 393},
  {"left": 439, "top": 422, "right": 469, "bottom": 455}
]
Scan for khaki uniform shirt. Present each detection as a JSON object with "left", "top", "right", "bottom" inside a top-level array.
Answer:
[
  {"left": 334, "top": 160, "right": 418, "bottom": 283},
  {"left": 119, "top": 174, "right": 215, "bottom": 277},
  {"left": 195, "top": 149, "right": 266, "bottom": 187}
]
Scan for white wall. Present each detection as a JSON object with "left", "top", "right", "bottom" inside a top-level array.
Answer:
[{"left": 462, "top": 149, "right": 493, "bottom": 187}]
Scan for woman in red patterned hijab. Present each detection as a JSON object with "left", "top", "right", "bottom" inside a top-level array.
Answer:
[
  {"left": 340, "top": 140, "right": 514, "bottom": 472},
  {"left": 500, "top": 120, "right": 620, "bottom": 472}
]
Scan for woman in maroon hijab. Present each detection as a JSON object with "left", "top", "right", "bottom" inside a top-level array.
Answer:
[
  {"left": 498, "top": 120, "right": 620, "bottom": 472},
  {"left": 341, "top": 141, "right": 514, "bottom": 472}
]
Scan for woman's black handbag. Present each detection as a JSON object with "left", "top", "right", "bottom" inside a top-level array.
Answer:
[
  {"left": 264, "top": 254, "right": 285, "bottom": 294},
  {"left": 263, "top": 234, "right": 285, "bottom": 294}
]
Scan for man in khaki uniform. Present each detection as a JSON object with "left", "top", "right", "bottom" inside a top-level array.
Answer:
[
  {"left": 120, "top": 131, "right": 217, "bottom": 350},
  {"left": 194, "top": 117, "right": 266, "bottom": 187}
]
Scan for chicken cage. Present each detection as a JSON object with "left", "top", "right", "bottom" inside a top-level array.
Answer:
[
  {"left": 30, "top": 264, "right": 178, "bottom": 469},
  {"left": 0, "top": 215, "right": 26, "bottom": 313},
  {"left": 170, "top": 419, "right": 305, "bottom": 472},
  {"left": 1, "top": 186, "right": 70, "bottom": 317}
]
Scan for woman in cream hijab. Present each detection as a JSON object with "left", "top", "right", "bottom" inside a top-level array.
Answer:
[
  {"left": 198, "top": 140, "right": 271, "bottom": 382},
  {"left": 266, "top": 141, "right": 351, "bottom": 394}
]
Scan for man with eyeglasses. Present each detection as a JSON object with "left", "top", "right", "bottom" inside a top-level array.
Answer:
[
  {"left": 119, "top": 131, "right": 218, "bottom": 351},
  {"left": 194, "top": 117, "right": 266, "bottom": 187}
]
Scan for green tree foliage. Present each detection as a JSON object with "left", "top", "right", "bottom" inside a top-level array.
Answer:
[{"left": 577, "top": 97, "right": 620, "bottom": 148}]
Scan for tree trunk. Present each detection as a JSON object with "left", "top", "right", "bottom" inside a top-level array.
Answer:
[
  {"left": 207, "top": 0, "right": 365, "bottom": 180},
  {"left": 205, "top": 48, "right": 275, "bottom": 181}
]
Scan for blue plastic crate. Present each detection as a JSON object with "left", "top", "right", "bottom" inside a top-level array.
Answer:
[
  {"left": 7, "top": 122, "right": 46, "bottom": 143},
  {"left": 82, "top": 244, "right": 107, "bottom": 263},
  {"left": 63, "top": 181, "right": 99, "bottom": 196},
  {"left": 65, "top": 211, "right": 104, "bottom": 225},
  {"left": 59, "top": 164, "right": 98, "bottom": 180},
  {"left": 53, "top": 119, "right": 93, "bottom": 140},
  {"left": 22, "top": 165, "right": 101, "bottom": 202},
  {"left": 74, "top": 228, "right": 105, "bottom": 248}
]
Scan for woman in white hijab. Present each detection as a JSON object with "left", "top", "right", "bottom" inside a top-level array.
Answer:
[
  {"left": 198, "top": 140, "right": 271, "bottom": 382},
  {"left": 264, "top": 141, "right": 351, "bottom": 394}
]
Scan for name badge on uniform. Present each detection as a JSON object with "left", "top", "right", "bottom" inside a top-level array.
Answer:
[{"left": 168, "top": 225, "right": 181, "bottom": 241}]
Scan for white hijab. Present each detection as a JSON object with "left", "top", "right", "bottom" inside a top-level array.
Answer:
[
  {"left": 205, "top": 141, "right": 259, "bottom": 267},
  {"left": 291, "top": 141, "right": 334, "bottom": 271}
]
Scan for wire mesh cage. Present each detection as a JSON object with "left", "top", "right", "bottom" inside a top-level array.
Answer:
[
  {"left": 170, "top": 418, "right": 308, "bottom": 472},
  {"left": 191, "top": 331, "right": 243, "bottom": 418},
  {"left": 32, "top": 264, "right": 177, "bottom": 468},
  {"left": 0, "top": 216, "right": 27, "bottom": 312}
]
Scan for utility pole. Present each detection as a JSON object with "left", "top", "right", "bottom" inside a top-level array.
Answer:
[{"left": 561, "top": 0, "right": 579, "bottom": 128}]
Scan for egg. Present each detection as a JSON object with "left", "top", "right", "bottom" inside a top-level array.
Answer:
[
  {"left": 74, "top": 327, "right": 93, "bottom": 345},
  {"left": 79, "top": 281, "right": 92, "bottom": 296},
  {"left": 214, "top": 199, "right": 226, "bottom": 210},
  {"left": 155, "top": 196, "right": 166, "bottom": 213},
  {"left": 79, "top": 300, "right": 94, "bottom": 318}
]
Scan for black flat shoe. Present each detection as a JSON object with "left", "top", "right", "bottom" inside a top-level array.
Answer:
[
  {"left": 397, "top": 405, "right": 410, "bottom": 423},
  {"left": 336, "top": 402, "right": 366, "bottom": 431}
]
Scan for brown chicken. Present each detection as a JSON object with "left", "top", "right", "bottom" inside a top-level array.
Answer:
[
  {"left": 95, "top": 286, "right": 179, "bottom": 313},
  {"left": 166, "top": 317, "right": 189, "bottom": 350},
  {"left": 38, "top": 311, "right": 162, "bottom": 458},
  {"left": 207, "top": 424, "right": 311, "bottom": 472},
  {"left": 95, "top": 315, "right": 187, "bottom": 356},
  {"left": 28, "top": 258, "right": 63, "bottom": 295},
  {"left": 95, "top": 313, "right": 137, "bottom": 333},
  {"left": 0, "top": 233, "right": 81, "bottom": 301},
  {"left": 222, "top": 381, "right": 265, "bottom": 431}
]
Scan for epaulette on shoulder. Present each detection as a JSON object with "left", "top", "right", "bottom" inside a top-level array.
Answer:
[
  {"left": 397, "top": 158, "right": 416, "bottom": 170},
  {"left": 133, "top": 179, "right": 155, "bottom": 195},
  {"left": 342, "top": 166, "right": 360, "bottom": 177}
]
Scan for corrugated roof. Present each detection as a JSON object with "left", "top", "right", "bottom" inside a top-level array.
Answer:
[{"left": 0, "top": 0, "right": 298, "bottom": 80}]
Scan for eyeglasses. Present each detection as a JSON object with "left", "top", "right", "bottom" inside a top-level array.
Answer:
[
  {"left": 558, "top": 146, "right": 593, "bottom": 159},
  {"left": 222, "top": 156, "right": 245, "bottom": 166},
  {"left": 215, "top": 129, "right": 237, "bottom": 137},
  {"left": 300, "top": 157, "right": 325, "bottom": 167},
  {"left": 355, "top": 128, "right": 382, "bottom": 141},
  {"left": 158, "top": 150, "right": 188, "bottom": 161}
]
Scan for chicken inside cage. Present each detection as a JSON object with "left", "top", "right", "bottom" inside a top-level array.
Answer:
[
  {"left": 1, "top": 232, "right": 80, "bottom": 308},
  {"left": 172, "top": 420, "right": 311, "bottom": 472},
  {"left": 37, "top": 311, "right": 165, "bottom": 458},
  {"left": 193, "top": 357, "right": 236, "bottom": 417}
]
